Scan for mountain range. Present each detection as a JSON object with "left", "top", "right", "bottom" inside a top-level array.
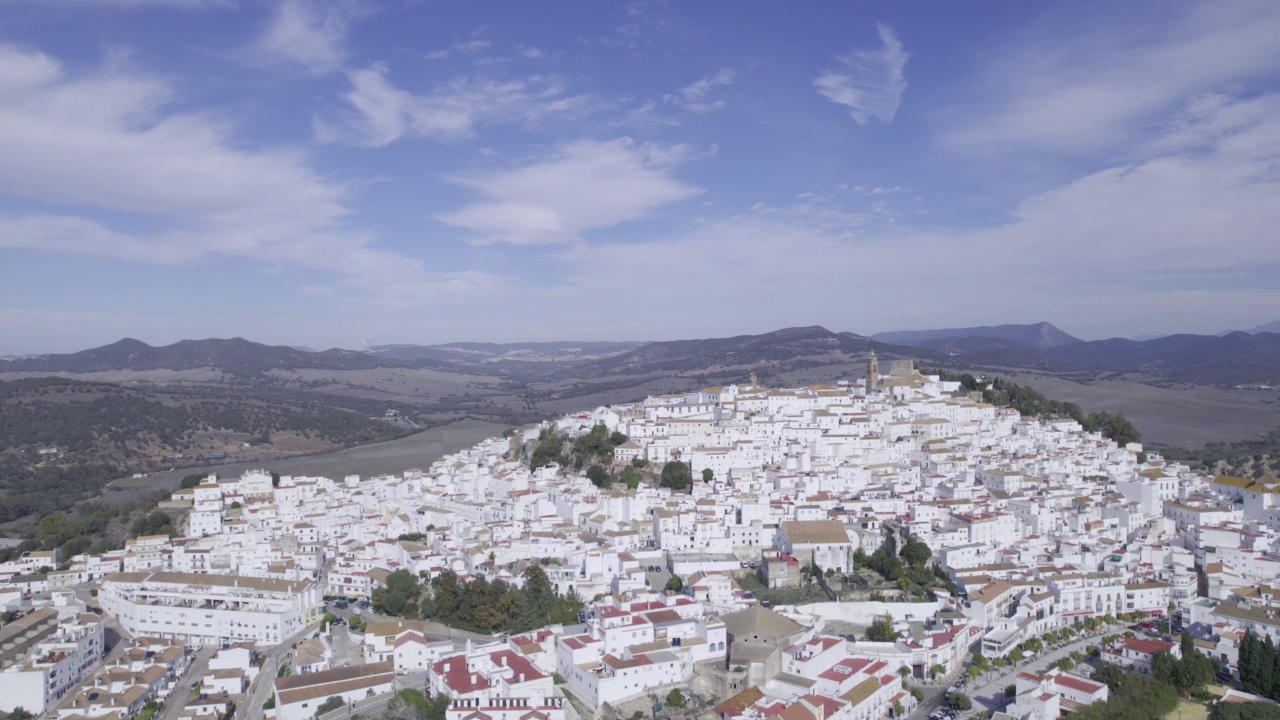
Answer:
[
  {"left": 871, "top": 321, "right": 1081, "bottom": 349},
  {"left": 4, "top": 323, "right": 1280, "bottom": 388}
]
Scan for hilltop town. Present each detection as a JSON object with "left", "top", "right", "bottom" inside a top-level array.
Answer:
[{"left": 2, "top": 356, "right": 1277, "bottom": 720}]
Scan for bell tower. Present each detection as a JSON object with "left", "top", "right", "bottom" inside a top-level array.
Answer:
[{"left": 865, "top": 351, "right": 879, "bottom": 393}]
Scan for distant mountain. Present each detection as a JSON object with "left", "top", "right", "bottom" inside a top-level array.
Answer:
[
  {"left": 562, "top": 326, "right": 912, "bottom": 380},
  {"left": 871, "top": 322, "right": 1081, "bottom": 350},
  {"left": 0, "top": 337, "right": 385, "bottom": 376},
  {"left": 366, "top": 340, "right": 643, "bottom": 364},
  {"left": 941, "top": 331, "right": 1280, "bottom": 386},
  {"left": 1250, "top": 321, "right": 1280, "bottom": 334}
]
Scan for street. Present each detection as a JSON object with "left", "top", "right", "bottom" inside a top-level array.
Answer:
[{"left": 960, "top": 631, "right": 1113, "bottom": 717}]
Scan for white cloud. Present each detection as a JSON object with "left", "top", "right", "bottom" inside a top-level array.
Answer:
[
  {"left": 939, "top": 2, "right": 1280, "bottom": 156},
  {"left": 814, "top": 23, "right": 908, "bottom": 125},
  {"left": 314, "top": 64, "right": 592, "bottom": 146},
  {"left": 0, "top": 43, "right": 496, "bottom": 306},
  {"left": 421, "top": 38, "right": 493, "bottom": 60},
  {"left": 520, "top": 46, "right": 546, "bottom": 59},
  {"left": 665, "top": 68, "right": 735, "bottom": 114},
  {"left": 533, "top": 92, "right": 1280, "bottom": 340},
  {"left": 436, "top": 137, "right": 702, "bottom": 245},
  {"left": 248, "top": 0, "right": 364, "bottom": 74},
  {"left": 4, "top": 0, "right": 228, "bottom": 6}
]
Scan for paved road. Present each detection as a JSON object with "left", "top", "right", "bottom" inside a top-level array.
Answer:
[
  {"left": 959, "top": 631, "right": 1113, "bottom": 717},
  {"left": 158, "top": 646, "right": 216, "bottom": 720},
  {"left": 240, "top": 626, "right": 329, "bottom": 720}
]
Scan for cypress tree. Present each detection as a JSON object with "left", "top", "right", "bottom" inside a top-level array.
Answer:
[
  {"left": 1241, "top": 631, "right": 1259, "bottom": 694},
  {"left": 1263, "top": 635, "right": 1277, "bottom": 697}
]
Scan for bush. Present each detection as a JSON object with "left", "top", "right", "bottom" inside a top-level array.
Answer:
[{"left": 314, "top": 696, "right": 345, "bottom": 718}]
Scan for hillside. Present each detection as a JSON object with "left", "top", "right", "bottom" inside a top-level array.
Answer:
[
  {"left": 0, "top": 337, "right": 385, "bottom": 376},
  {"left": 0, "top": 377, "right": 409, "bottom": 523},
  {"left": 951, "top": 331, "right": 1280, "bottom": 386},
  {"left": 561, "top": 326, "right": 903, "bottom": 380},
  {"left": 871, "top": 322, "right": 1081, "bottom": 349}
]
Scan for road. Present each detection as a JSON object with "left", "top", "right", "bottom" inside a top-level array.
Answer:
[
  {"left": 240, "top": 625, "right": 330, "bottom": 720},
  {"left": 959, "top": 631, "right": 1115, "bottom": 717},
  {"left": 157, "top": 646, "right": 216, "bottom": 720}
]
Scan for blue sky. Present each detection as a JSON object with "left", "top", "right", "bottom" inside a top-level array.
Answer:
[{"left": 1, "top": 0, "right": 1279, "bottom": 354}]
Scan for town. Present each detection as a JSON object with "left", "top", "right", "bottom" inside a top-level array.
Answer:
[{"left": 2, "top": 357, "right": 1276, "bottom": 720}]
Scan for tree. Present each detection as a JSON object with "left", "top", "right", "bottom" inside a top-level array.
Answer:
[
  {"left": 1153, "top": 651, "right": 1178, "bottom": 687},
  {"left": 898, "top": 666, "right": 911, "bottom": 678},
  {"left": 947, "top": 692, "right": 971, "bottom": 710},
  {"left": 901, "top": 535, "right": 932, "bottom": 570},
  {"left": 666, "top": 576, "right": 684, "bottom": 593},
  {"left": 1023, "top": 638, "right": 1044, "bottom": 655},
  {"left": 314, "top": 696, "right": 345, "bottom": 718},
  {"left": 702, "top": 468, "right": 714, "bottom": 483},
  {"left": 1241, "top": 630, "right": 1260, "bottom": 694},
  {"left": 910, "top": 687, "right": 924, "bottom": 701},
  {"left": 586, "top": 464, "right": 609, "bottom": 487},
  {"left": 620, "top": 466, "right": 644, "bottom": 489},
  {"left": 866, "top": 616, "right": 897, "bottom": 642},
  {"left": 8, "top": 708, "right": 34, "bottom": 720},
  {"left": 930, "top": 664, "right": 945, "bottom": 679},
  {"left": 660, "top": 461, "right": 692, "bottom": 491},
  {"left": 972, "top": 653, "right": 991, "bottom": 677},
  {"left": 520, "top": 564, "right": 555, "bottom": 630},
  {"left": 665, "top": 689, "right": 686, "bottom": 708},
  {"left": 1004, "top": 685, "right": 1016, "bottom": 699},
  {"left": 1008, "top": 648, "right": 1025, "bottom": 664}
]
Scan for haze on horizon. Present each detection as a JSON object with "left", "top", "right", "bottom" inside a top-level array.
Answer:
[{"left": 1, "top": 1, "right": 1279, "bottom": 356}]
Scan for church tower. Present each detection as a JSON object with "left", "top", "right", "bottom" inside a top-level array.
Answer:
[{"left": 865, "top": 351, "right": 879, "bottom": 393}]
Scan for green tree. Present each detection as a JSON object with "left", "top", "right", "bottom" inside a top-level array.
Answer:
[
  {"left": 665, "top": 689, "right": 686, "bottom": 708},
  {"left": 702, "top": 468, "right": 714, "bottom": 482},
  {"left": 8, "top": 708, "right": 35, "bottom": 720},
  {"left": 866, "top": 616, "right": 897, "bottom": 642},
  {"left": 586, "top": 464, "right": 610, "bottom": 487},
  {"left": 1008, "top": 648, "right": 1024, "bottom": 664},
  {"left": 1153, "top": 650, "right": 1178, "bottom": 687},
  {"left": 660, "top": 461, "right": 692, "bottom": 491},
  {"left": 180, "top": 473, "right": 207, "bottom": 489},
  {"left": 314, "top": 696, "right": 345, "bottom": 718},
  {"left": 620, "top": 466, "right": 644, "bottom": 489},
  {"left": 947, "top": 692, "right": 971, "bottom": 711},
  {"left": 901, "top": 535, "right": 932, "bottom": 570},
  {"left": 520, "top": 564, "right": 555, "bottom": 630},
  {"left": 666, "top": 575, "right": 684, "bottom": 592}
]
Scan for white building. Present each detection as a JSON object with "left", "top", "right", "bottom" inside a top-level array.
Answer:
[{"left": 99, "top": 571, "right": 321, "bottom": 647}]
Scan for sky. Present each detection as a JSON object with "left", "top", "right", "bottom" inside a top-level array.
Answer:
[{"left": 1, "top": 0, "right": 1279, "bottom": 354}]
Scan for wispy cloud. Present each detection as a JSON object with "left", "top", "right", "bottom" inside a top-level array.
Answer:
[
  {"left": 248, "top": 0, "right": 365, "bottom": 75},
  {"left": 535, "top": 90, "right": 1280, "bottom": 340},
  {"left": 665, "top": 69, "right": 735, "bottom": 114},
  {"left": 8, "top": 0, "right": 229, "bottom": 6},
  {"left": 0, "top": 43, "right": 494, "bottom": 306},
  {"left": 436, "top": 137, "right": 702, "bottom": 245},
  {"left": 313, "top": 64, "right": 592, "bottom": 147},
  {"left": 421, "top": 38, "right": 492, "bottom": 61},
  {"left": 938, "top": 3, "right": 1280, "bottom": 156},
  {"left": 814, "top": 23, "right": 909, "bottom": 125}
]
